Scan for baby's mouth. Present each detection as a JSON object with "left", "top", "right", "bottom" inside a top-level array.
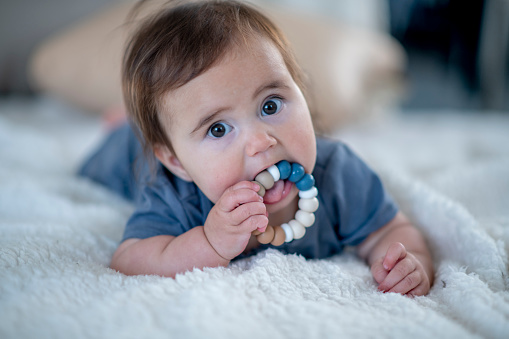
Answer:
[
  {"left": 262, "top": 179, "right": 287, "bottom": 204},
  {"left": 253, "top": 164, "right": 294, "bottom": 205}
]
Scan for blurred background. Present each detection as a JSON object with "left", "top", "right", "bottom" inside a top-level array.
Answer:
[{"left": 0, "top": 0, "right": 508, "bottom": 113}]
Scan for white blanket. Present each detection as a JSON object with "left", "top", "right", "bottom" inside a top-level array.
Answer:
[{"left": 1, "top": 98, "right": 508, "bottom": 339}]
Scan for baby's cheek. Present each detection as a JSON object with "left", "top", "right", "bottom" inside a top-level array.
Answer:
[
  {"left": 296, "top": 137, "right": 317, "bottom": 172},
  {"left": 206, "top": 176, "right": 241, "bottom": 203},
  {"left": 287, "top": 120, "right": 316, "bottom": 170},
  {"left": 203, "top": 184, "right": 225, "bottom": 204}
]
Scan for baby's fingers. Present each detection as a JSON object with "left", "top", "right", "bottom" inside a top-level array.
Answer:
[
  {"left": 371, "top": 259, "right": 389, "bottom": 284},
  {"left": 239, "top": 214, "right": 269, "bottom": 233},
  {"left": 407, "top": 280, "right": 431, "bottom": 297},
  {"left": 385, "top": 270, "right": 422, "bottom": 295},
  {"left": 219, "top": 182, "right": 262, "bottom": 212},
  {"left": 382, "top": 242, "right": 407, "bottom": 271},
  {"left": 378, "top": 257, "right": 416, "bottom": 292},
  {"left": 230, "top": 201, "right": 267, "bottom": 227}
]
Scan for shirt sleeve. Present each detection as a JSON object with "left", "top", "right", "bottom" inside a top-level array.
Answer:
[
  {"left": 123, "top": 186, "right": 185, "bottom": 241},
  {"left": 317, "top": 140, "right": 398, "bottom": 247},
  {"left": 122, "top": 168, "right": 209, "bottom": 241}
]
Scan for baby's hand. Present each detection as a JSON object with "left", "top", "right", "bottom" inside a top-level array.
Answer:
[
  {"left": 203, "top": 181, "right": 268, "bottom": 260},
  {"left": 371, "top": 242, "right": 431, "bottom": 296}
]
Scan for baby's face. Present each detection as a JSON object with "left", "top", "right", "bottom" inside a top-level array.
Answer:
[{"left": 158, "top": 37, "right": 316, "bottom": 216}]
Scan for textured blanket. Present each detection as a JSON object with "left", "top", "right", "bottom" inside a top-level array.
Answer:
[{"left": 1, "top": 98, "right": 508, "bottom": 338}]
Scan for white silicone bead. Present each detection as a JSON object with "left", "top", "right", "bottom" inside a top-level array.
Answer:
[
  {"left": 298, "top": 197, "right": 319, "bottom": 213},
  {"left": 281, "top": 223, "right": 294, "bottom": 242},
  {"left": 299, "top": 186, "right": 318, "bottom": 199},
  {"left": 267, "top": 165, "right": 280, "bottom": 182},
  {"left": 289, "top": 219, "right": 306, "bottom": 239},
  {"left": 295, "top": 210, "right": 315, "bottom": 227}
]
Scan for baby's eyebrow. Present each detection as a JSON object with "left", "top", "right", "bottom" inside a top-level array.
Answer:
[
  {"left": 252, "top": 80, "right": 289, "bottom": 100},
  {"left": 191, "top": 109, "right": 227, "bottom": 135}
]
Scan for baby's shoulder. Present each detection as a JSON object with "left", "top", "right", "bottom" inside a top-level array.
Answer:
[
  {"left": 314, "top": 137, "right": 373, "bottom": 188},
  {"left": 315, "top": 137, "right": 354, "bottom": 168},
  {"left": 146, "top": 166, "right": 203, "bottom": 203}
]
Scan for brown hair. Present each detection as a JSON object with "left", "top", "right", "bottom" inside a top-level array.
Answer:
[{"left": 123, "top": 0, "right": 307, "bottom": 159}]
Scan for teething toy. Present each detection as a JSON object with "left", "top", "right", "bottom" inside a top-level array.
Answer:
[{"left": 251, "top": 160, "right": 319, "bottom": 246}]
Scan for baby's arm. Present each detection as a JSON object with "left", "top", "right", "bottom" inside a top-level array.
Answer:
[
  {"left": 357, "top": 212, "right": 434, "bottom": 296},
  {"left": 110, "top": 181, "right": 268, "bottom": 277}
]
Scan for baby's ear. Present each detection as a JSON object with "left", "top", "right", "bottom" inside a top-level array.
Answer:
[{"left": 153, "top": 144, "right": 193, "bottom": 182}]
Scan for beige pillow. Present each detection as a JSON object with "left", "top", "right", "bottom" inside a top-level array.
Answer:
[{"left": 30, "top": 0, "right": 405, "bottom": 133}]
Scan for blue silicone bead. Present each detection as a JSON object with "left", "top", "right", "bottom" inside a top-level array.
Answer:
[
  {"left": 276, "top": 160, "right": 291, "bottom": 180},
  {"left": 288, "top": 163, "right": 305, "bottom": 182},
  {"left": 296, "top": 173, "right": 315, "bottom": 191}
]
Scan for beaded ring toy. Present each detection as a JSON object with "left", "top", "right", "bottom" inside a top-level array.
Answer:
[{"left": 251, "top": 160, "right": 319, "bottom": 246}]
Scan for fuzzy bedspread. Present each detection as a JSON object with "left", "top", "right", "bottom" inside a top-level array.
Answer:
[{"left": 1, "top": 97, "right": 508, "bottom": 339}]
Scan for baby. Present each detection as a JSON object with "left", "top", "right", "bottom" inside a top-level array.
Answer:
[{"left": 80, "top": 0, "right": 434, "bottom": 295}]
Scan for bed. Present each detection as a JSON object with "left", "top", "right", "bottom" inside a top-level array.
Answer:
[{"left": 1, "top": 95, "right": 508, "bottom": 338}]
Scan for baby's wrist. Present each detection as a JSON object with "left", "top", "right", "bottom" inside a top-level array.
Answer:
[{"left": 201, "top": 226, "right": 231, "bottom": 262}]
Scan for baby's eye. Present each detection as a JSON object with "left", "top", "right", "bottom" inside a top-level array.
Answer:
[
  {"left": 207, "top": 122, "right": 232, "bottom": 138},
  {"left": 261, "top": 98, "right": 283, "bottom": 116}
]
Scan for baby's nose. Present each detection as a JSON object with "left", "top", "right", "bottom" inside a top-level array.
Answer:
[{"left": 245, "top": 129, "right": 277, "bottom": 157}]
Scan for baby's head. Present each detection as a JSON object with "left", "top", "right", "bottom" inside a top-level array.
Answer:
[{"left": 123, "top": 0, "right": 316, "bottom": 211}]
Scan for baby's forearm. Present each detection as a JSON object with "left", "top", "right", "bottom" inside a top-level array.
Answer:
[{"left": 110, "top": 226, "right": 230, "bottom": 278}]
